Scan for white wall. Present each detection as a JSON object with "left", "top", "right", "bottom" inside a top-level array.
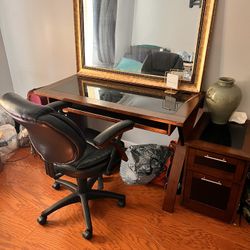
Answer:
[
  {"left": 0, "top": 0, "right": 76, "bottom": 97},
  {"left": 1, "top": 0, "right": 250, "bottom": 145},
  {"left": 132, "top": 0, "right": 201, "bottom": 54},
  {"left": 0, "top": 30, "right": 13, "bottom": 95},
  {"left": 115, "top": 0, "right": 135, "bottom": 64},
  {"left": 202, "top": 0, "right": 250, "bottom": 119}
]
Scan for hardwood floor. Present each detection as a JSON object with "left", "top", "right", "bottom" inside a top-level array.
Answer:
[{"left": 0, "top": 148, "right": 249, "bottom": 249}]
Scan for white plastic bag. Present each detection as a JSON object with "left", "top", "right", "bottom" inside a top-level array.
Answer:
[
  {"left": 0, "top": 107, "right": 15, "bottom": 126},
  {"left": 120, "top": 144, "right": 171, "bottom": 185},
  {"left": 17, "top": 125, "right": 29, "bottom": 147},
  {"left": 0, "top": 124, "right": 18, "bottom": 163}
]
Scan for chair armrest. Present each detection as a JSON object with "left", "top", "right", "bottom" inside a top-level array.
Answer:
[
  {"left": 46, "top": 101, "right": 71, "bottom": 111},
  {"left": 93, "top": 120, "right": 134, "bottom": 147}
]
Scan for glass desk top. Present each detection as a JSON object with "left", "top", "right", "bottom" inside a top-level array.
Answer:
[
  {"left": 41, "top": 75, "right": 198, "bottom": 115},
  {"left": 34, "top": 74, "right": 204, "bottom": 132}
]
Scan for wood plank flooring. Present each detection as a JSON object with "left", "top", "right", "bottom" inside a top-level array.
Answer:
[{"left": 0, "top": 148, "right": 249, "bottom": 249}]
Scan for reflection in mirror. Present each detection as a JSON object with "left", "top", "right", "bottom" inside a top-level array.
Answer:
[
  {"left": 83, "top": 81, "right": 197, "bottom": 114},
  {"left": 83, "top": 0, "right": 202, "bottom": 81}
]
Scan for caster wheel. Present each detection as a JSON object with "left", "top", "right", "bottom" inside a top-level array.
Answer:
[
  {"left": 52, "top": 182, "right": 61, "bottom": 190},
  {"left": 118, "top": 198, "right": 126, "bottom": 207},
  {"left": 82, "top": 229, "right": 92, "bottom": 240},
  {"left": 37, "top": 215, "right": 47, "bottom": 225}
]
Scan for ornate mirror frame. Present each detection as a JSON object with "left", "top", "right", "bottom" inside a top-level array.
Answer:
[{"left": 73, "top": 0, "right": 217, "bottom": 93}]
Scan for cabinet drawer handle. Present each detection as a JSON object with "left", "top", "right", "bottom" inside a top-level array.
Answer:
[
  {"left": 204, "top": 155, "right": 227, "bottom": 163},
  {"left": 201, "top": 177, "right": 222, "bottom": 186}
]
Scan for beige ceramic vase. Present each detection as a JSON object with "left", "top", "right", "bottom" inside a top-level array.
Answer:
[{"left": 205, "top": 77, "right": 242, "bottom": 124}]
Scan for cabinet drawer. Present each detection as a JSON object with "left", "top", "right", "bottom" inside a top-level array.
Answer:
[
  {"left": 188, "top": 171, "right": 231, "bottom": 210},
  {"left": 182, "top": 171, "right": 241, "bottom": 222},
  {"left": 187, "top": 149, "right": 245, "bottom": 182}
]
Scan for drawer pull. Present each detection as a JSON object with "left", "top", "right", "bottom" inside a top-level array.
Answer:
[
  {"left": 204, "top": 155, "right": 227, "bottom": 163},
  {"left": 201, "top": 177, "right": 222, "bottom": 186}
]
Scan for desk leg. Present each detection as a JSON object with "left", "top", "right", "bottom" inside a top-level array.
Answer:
[
  {"left": 162, "top": 107, "right": 201, "bottom": 212},
  {"left": 162, "top": 144, "right": 186, "bottom": 212}
]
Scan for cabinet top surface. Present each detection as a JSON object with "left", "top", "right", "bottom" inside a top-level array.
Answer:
[
  {"left": 200, "top": 120, "right": 247, "bottom": 149},
  {"left": 187, "top": 113, "right": 250, "bottom": 161}
]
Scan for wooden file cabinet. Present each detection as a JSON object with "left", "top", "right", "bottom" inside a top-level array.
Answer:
[{"left": 182, "top": 113, "right": 250, "bottom": 223}]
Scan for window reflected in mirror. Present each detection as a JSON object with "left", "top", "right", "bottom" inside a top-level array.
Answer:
[{"left": 83, "top": 0, "right": 203, "bottom": 81}]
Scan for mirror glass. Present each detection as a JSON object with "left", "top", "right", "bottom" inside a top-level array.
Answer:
[
  {"left": 82, "top": 0, "right": 202, "bottom": 81},
  {"left": 74, "top": 0, "right": 216, "bottom": 92}
]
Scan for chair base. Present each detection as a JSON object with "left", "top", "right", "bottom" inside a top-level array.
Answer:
[
  {"left": 52, "top": 176, "right": 104, "bottom": 192},
  {"left": 37, "top": 177, "right": 125, "bottom": 240}
]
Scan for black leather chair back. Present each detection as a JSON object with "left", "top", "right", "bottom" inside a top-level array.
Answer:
[
  {"left": 141, "top": 51, "right": 184, "bottom": 76},
  {"left": 0, "top": 93, "right": 86, "bottom": 164}
]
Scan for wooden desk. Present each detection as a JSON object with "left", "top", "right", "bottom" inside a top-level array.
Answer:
[{"left": 34, "top": 75, "right": 204, "bottom": 212}]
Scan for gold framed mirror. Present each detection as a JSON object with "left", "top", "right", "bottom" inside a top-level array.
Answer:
[{"left": 73, "top": 0, "right": 217, "bottom": 93}]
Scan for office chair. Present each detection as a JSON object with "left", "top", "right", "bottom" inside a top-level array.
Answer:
[
  {"left": 141, "top": 51, "right": 184, "bottom": 76},
  {"left": 0, "top": 92, "right": 134, "bottom": 239}
]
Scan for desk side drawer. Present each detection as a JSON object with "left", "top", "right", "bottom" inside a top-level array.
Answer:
[
  {"left": 182, "top": 170, "right": 240, "bottom": 222},
  {"left": 187, "top": 148, "right": 245, "bottom": 182}
]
